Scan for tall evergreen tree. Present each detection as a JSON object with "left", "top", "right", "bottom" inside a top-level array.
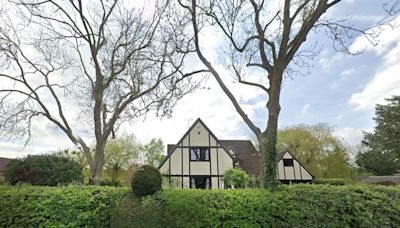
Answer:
[{"left": 356, "top": 96, "right": 400, "bottom": 175}]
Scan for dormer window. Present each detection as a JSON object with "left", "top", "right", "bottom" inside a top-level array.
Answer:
[{"left": 190, "top": 147, "right": 210, "bottom": 161}]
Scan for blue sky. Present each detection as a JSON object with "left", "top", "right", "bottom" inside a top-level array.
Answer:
[{"left": 1, "top": 0, "right": 400, "bottom": 158}]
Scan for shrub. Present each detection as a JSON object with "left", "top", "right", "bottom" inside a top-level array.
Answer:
[
  {"left": 223, "top": 168, "right": 249, "bottom": 188},
  {"left": 4, "top": 154, "right": 82, "bottom": 186},
  {"left": 111, "top": 194, "right": 163, "bottom": 227},
  {"left": 312, "top": 178, "right": 351, "bottom": 186},
  {"left": 131, "top": 165, "right": 161, "bottom": 197},
  {"left": 0, "top": 185, "right": 126, "bottom": 227},
  {"left": 100, "top": 179, "right": 121, "bottom": 187},
  {"left": 158, "top": 185, "right": 400, "bottom": 227},
  {"left": 374, "top": 181, "right": 396, "bottom": 186}
]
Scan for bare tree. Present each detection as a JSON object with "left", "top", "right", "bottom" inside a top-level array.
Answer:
[
  {"left": 0, "top": 0, "right": 201, "bottom": 184},
  {"left": 178, "top": 0, "right": 400, "bottom": 188}
]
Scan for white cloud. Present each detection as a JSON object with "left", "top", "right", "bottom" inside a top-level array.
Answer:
[
  {"left": 349, "top": 15, "right": 400, "bottom": 110},
  {"left": 319, "top": 51, "right": 346, "bottom": 70},
  {"left": 349, "top": 64, "right": 400, "bottom": 110},
  {"left": 125, "top": 76, "right": 258, "bottom": 149},
  {"left": 301, "top": 104, "right": 311, "bottom": 114},
  {"left": 340, "top": 69, "right": 355, "bottom": 77},
  {"left": 334, "top": 127, "right": 363, "bottom": 145},
  {"left": 330, "top": 68, "right": 356, "bottom": 89}
]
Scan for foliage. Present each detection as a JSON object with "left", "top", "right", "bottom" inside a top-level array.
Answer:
[
  {"left": 277, "top": 124, "right": 353, "bottom": 178},
  {"left": 142, "top": 138, "right": 166, "bottom": 167},
  {"left": 312, "top": 178, "right": 351, "bottom": 186},
  {"left": 4, "top": 155, "right": 82, "bottom": 186},
  {"left": 123, "top": 163, "right": 140, "bottom": 187},
  {"left": 104, "top": 134, "right": 140, "bottom": 182},
  {"left": 374, "top": 181, "right": 396, "bottom": 186},
  {"left": 55, "top": 148, "right": 88, "bottom": 170},
  {"left": 156, "top": 185, "right": 400, "bottom": 227},
  {"left": 0, "top": 185, "right": 126, "bottom": 227},
  {"left": 265, "top": 136, "right": 279, "bottom": 188},
  {"left": 248, "top": 175, "right": 260, "bottom": 188},
  {"left": 223, "top": 168, "right": 249, "bottom": 188},
  {"left": 111, "top": 193, "right": 163, "bottom": 228},
  {"left": 131, "top": 165, "right": 162, "bottom": 197},
  {"left": 100, "top": 180, "right": 121, "bottom": 187},
  {"left": 356, "top": 96, "right": 400, "bottom": 175},
  {"left": 2, "top": 184, "right": 400, "bottom": 227}
]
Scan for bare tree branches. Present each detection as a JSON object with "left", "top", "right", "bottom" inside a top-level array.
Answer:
[
  {"left": 179, "top": 0, "right": 399, "bottom": 188},
  {"left": 0, "top": 0, "right": 202, "bottom": 184}
]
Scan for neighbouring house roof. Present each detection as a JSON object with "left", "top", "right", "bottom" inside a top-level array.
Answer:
[
  {"left": 363, "top": 176, "right": 400, "bottom": 184},
  {"left": 219, "top": 140, "right": 260, "bottom": 176},
  {"left": 0, "top": 157, "right": 14, "bottom": 176}
]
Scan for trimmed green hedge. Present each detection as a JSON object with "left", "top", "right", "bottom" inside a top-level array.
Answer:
[
  {"left": 312, "top": 178, "right": 352, "bottom": 185},
  {"left": 1, "top": 184, "right": 400, "bottom": 227},
  {"left": 0, "top": 185, "right": 126, "bottom": 227},
  {"left": 125, "top": 185, "right": 400, "bottom": 227}
]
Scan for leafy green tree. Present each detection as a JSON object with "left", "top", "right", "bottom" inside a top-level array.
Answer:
[
  {"left": 142, "top": 138, "right": 166, "bottom": 167},
  {"left": 355, "top": 96, "right": 400, "bottom": 175},
  {"left": 4, "top": 154, "right": 82, "bottom": 186},
  {"left": 277, "top": 124, "right": 352, "bottom": 178},
  {"left": 223, "top": 168, "right": 249, "bottom": 189},
  {"left": 56, "top": 148, "right": 88, "bottom": 170},
  {"left": 104, "top": 134, "right": 141, "bottom": 182}
]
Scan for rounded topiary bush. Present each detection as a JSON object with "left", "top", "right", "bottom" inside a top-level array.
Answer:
[
  {"left": 4, "top": 154, "right": 82, "bottom": 186},
  {"left": 131, "top": 165, "right": 161, "bottom": 197}
]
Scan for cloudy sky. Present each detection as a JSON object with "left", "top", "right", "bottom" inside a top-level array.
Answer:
[{"left": 1, "top": 0, "right": 400, "bottom": 158}]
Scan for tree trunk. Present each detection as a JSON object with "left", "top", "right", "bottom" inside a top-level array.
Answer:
[
  {"left": 263, "top": 69, "right": 283, "bottom": 189},
  {"left": 88, "top": 141, "right": 106, "bottom": 185},
  {"left": 257, "top": 133, "right": 266, "bottom": 187}
]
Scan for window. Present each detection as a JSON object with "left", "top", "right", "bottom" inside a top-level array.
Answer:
[
  {"left": 190, "top": 176, "right": 211, "bottom": 189},
  {"left": 190, "top": 147, "right": 210, "bottom": 161},
  {"left": 283, "top": 159, "right": 294, "bottom": 167}
]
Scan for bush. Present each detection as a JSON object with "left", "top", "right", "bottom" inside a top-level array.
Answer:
[
  {"left": 157, "top": 185, "right": 400, "bottom": 227},
  {"left": 100, "top": 180, "right": 121, "bottom": 187},
  {"left": 131, "top": 165, "right": 161, "bottom": 197},
  {"left": 111, "top": 194, "right": 163, "bottom": 227},
  {"left": 0, "top": 185, "right": 126, "bottom": 227},
  {"left": 4, "top": 154, "right": 82, "bottom": 186},
  {"left": 374, "top": 181, "right": 396, "bottom": 186},
  {"left": 223, "top": 168, "right": 249, "bottom": 188},
  {"left": 312, "top": 178, "right": 351, "bottom": 186}
]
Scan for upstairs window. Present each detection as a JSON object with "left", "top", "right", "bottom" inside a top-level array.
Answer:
[
  {"left": 190, "top": 147, "right": 210, "bottom": 161},
  {"left": 283, "top": 159, "right": 294, "bottom": 167}
]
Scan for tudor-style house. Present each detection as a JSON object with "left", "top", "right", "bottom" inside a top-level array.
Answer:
[{"left": 159, "top": 118, "right": 313, "bottom": 189}]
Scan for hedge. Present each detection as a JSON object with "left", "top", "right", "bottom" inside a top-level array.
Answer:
[
  {"left": 1, "top": 184, "right": 400, "bottom": 227},
  {"left": 312, "top": 178, "right": 352, "bottom": 185},
  {"left": 132, "top": 185, "right": 400, "bottom": 227},
  {"left": 0, "top": 185, "right": 126, "bottom": 227}
]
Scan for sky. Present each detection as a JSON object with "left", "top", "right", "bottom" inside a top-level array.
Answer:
[{"left": 1, "top": 0, "right": 400, "bottom": 158}]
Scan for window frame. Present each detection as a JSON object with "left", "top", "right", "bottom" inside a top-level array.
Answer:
[
  {"left": 189, "top": 147, "right": 210, "bottom": 162},
  {"left": 283, "top": 159, "right": 294, "bottom": 167}
]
